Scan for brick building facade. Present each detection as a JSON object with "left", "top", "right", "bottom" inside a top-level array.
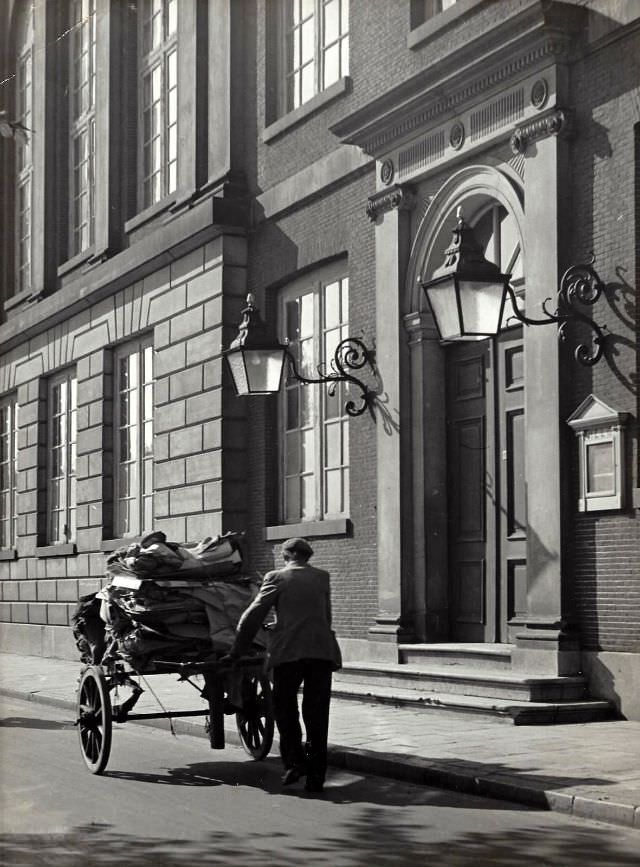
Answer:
[{"left": 1, "top": 1, "right": 638, "bottom": 719}]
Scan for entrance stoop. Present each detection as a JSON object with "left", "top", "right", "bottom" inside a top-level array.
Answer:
[{"left": 331, "top": 644, "right": 615, "bottom": 724}]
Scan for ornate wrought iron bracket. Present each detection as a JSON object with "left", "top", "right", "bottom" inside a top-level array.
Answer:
[
  {"left": 506, "top": 255, "right": 607, "bottom": 366},
  {"left": 283, "top": 337, "right": 376, "bottom": 417}
]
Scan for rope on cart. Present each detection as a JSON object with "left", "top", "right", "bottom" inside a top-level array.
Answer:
[{"left": 140, "top": 673, "right": 177, "bottom": 737}]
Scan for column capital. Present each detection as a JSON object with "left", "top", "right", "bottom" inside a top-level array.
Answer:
[
  {"left": 403, "top": 310, "right": 439, "bottom": 343},
  {"left": 510, "top": 108, "right": 573, "bottom": 156},
  {"left": 366, "top": 184, "right": 416, "bottom": 223}
]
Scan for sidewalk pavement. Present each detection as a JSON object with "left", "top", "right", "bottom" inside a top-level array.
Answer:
[{"left": 1, "top": 652, "right": 639, "bottom": 830}]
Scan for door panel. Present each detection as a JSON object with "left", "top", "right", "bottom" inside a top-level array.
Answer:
[
  {"left": 446, "top": 331, "right": 525, "bottom": 643},
  {"left": 446, "top": 343, "right": 495, "bottom": 642},
  {"left": 497, "top": 333, "right": 527, "bottom": 641}
]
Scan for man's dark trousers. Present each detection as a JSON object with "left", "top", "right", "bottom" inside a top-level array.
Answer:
[{"left": 272, "top": 658, "right": 333, "bottom": 785}]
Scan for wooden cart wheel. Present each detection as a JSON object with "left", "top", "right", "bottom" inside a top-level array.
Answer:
[
  {"left": 236, "top": 673, "right": 274, "bottom": 760},
  {"left": 77, "top": 665, "right": 113, "bottom": 774}
]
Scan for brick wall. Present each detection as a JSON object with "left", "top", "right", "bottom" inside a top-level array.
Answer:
[
  {"left": 0, "top": 238, "right": 245, "bottom": 636},
  {"left": 567, "top": 26, "right": 640, "bottom": 653},
  {"left": 241, "top": 170, "right": 379, "bottom": 639}
]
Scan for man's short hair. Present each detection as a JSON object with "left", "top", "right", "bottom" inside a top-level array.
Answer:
[{"left": 282, "top": 537, "right": 314, "bottom": 559}]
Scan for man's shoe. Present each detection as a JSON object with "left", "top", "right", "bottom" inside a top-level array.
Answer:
[
  {"left": 281, "top": 766, "right": 305, "bottom": 786},
  {"left": 304, "top": 777, "right": 324, "bottom": 794}
]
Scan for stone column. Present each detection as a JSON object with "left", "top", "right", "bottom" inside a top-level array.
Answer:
[
  {"left": 404, "top": 311, "right": 448, "bottom": 642},
  {"left": 367, "top": 185, "right": 415, "bottom": 656},
  {"left": 510, "top": 108, "right": 580, "bottom": 675}
]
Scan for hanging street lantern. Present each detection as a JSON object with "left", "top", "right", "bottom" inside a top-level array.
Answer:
[
  {"left": 224, "top": 295, "right": 376, "bottom": 416},
  {"left": 421, "top": 208, "right": 608, "bottom": 366}
]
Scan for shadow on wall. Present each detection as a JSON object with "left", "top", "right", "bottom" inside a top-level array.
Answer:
[{"left": 581, "top": 654, "right": 624, "bottom": 719}]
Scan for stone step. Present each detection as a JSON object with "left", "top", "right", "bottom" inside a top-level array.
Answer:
[
  {"left": 334, "top": 662, "right": 588, "bottom": 702},
  {"left": 331, "top": 681, "right": 614, "bottom": 725},
  {"left": 399, "top": 643, "right": 513, "bottom": 671}
]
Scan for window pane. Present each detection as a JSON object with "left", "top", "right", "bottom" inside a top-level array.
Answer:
[
  {"left": 301, "top": 62, "right": 315, "bottom": 104},
  {"left": 286, "top": 432, "right": 300, "bottom": 475},
  {"left": 286, "top": 387, "right": 299, "bottom": 430},
  {"left": 323, "top": 43, "right": 340, "bottom": 88},
  {"left": 324, "top": 0, "right": 340, "bottom": 44},
  {"left": 587, "top": 442, "right": 614, "bottom": 493},
  {"left": 300, "top": 384, "right": 315, "bottom": 427},
  {"left": 285, "top": 477, "right": 301, "bottom": 522},
  {"left": 325, "top": 422, "right": 341, "bottom": 467},
  {"left": 341, "top": 38, "right": 349, "bottom": 77},
  {"left": 325, "top": 468, "right": 342, "bottom": 515},
  {"left": 301, "top": 474, "right": 315, "bottom": 518},
  {"left": 341, "top": 0, "right": 349, "bottom": 32},
  {"left": 302, "top": 428, "right": 315, "bottom": 472},
  {"left": 300, "top": 338, "right": 315, "bottom": 379},
  {"left": 324, "top": 281, "right": 340, "bottom": 329}
]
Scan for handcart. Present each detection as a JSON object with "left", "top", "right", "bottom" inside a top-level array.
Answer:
[
  {"left": 76, "top": 652, "right": 274, "bottom": 775},
  {"left": 73, "top": 530, "right": 274, "bottom": 775}
]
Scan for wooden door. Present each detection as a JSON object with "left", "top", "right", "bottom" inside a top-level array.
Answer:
[{"left": 446, "top": 331, "right": 525, "bottom": 642}]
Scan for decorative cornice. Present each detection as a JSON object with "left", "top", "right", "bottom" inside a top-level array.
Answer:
[
  {"left": 330, "top": 2, "right": 586, "bottom": 157},
  {"left": 510, "top": 107, "right": 572, "bottom": 155},
  {"left": 366, "top": 185, "right": 416, "bottom": 223}
]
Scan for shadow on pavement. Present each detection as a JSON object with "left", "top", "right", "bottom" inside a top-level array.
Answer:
[
  {"left": 0, "top": 716, "right": 74, "bottom": 730},
  {"left": 0, "top": 814, "right": 638, "bottom": 867}
]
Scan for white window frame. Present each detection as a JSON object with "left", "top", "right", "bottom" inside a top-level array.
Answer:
[
  {"left": 278, "top": 0, "right": 349, "bottom": 116},
  {"left": 138, "top": 0, "right": 178, "bottom": 210},
  {"left": 278, "top": 265, "right": 350, "bottom": 524},
  {"left": 114, "top": 337, "right": 154, "bottom": 538},
  {"left": 0, "top": 395, "right": 19, "bottom": 550},
  {"left": 567, "top": 395, "right": 628, "bottom": 513},
  {"left": 47, "top": 370, "right": 77, "bottom": 545},
  {"left": 69, "top": 0, "right": 97, "bottom": 256},
  {"left": 15, "top": 2, "right": 34, "bottom": 293}
]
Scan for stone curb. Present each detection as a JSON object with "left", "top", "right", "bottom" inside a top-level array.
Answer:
[{"left": 2, "top": 685, "right": 639, "bottom": 830}]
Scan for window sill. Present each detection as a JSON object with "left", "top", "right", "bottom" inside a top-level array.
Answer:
[
  {"left": 407, "top": 0, "right": 488, "bottom": 50},
  {"left": 0, "top": 548, "right": 18, "bottom": 561},
  {"left": 57, "top": 247, "right": 96, "bottom": 278},
  {"left": 36, "top": 543, "right": 77, "bottom": 558},
  {"left": 4, "top": 286, "right": 35, "bottom": 314},
  {"left": 124, "top": 196, "right": 176, "bottom": 234},
  {"left": 263, "top": 77, "right": 351, "bottom": 144},
  {"left": 264, "top": 518, "right": 350, "bottom": 542}
]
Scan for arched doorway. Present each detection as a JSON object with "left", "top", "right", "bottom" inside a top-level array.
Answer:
[{"left": 407, "top": 166, "right": 526, "bottom": 643}]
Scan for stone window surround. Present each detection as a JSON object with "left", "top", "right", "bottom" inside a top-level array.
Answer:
[
  {"left": 273, "top": 261, "right": 351, "bottom": 528},
  {"left": 408, "top": 0, "right": 489, "bottom": 50}
]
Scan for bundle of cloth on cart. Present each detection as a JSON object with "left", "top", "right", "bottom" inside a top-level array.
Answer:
[{"left": 72, "top": 530, "right": 267, "bottom": 672}]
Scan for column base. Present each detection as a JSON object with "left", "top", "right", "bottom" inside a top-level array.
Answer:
[
  {"left": 368, "top": 614, "right": 415, "bottom": 644},
  {"left": 511, "top": 619, "right": 581, "bottom": 675}
]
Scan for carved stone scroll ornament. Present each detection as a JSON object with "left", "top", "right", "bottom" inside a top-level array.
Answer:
[
  {"left": 510, "top": 108, "right": 572, "bottom": 155},
  {"left": 366, "top": 184, "right": 416, "bottom": 223}
]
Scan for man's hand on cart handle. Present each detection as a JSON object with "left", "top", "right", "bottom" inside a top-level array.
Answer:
[{"left": 218, "top": 651, "right": 239, "bottom": 666}]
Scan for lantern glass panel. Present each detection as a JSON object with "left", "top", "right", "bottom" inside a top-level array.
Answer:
[
  {"left": 226, "top": 351, "right": 249, "bottom": 395},
  {"left": 425, "top": 278, "right": 462, "bottom": 341},
  {"left": 458, "top": 278, "right": 506, "bottom": 337},
  {"left": 245, "top": 348, "right": 286, "bottom": 393}
]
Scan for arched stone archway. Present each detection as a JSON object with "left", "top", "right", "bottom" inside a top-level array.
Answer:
[{"left": 403, "top": 165, "right": 526, "bottom": 643}]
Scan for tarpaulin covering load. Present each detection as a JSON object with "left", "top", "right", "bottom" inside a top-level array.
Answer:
[{"left": 72, "top": 531, "right": 267, "bottom": 672}]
